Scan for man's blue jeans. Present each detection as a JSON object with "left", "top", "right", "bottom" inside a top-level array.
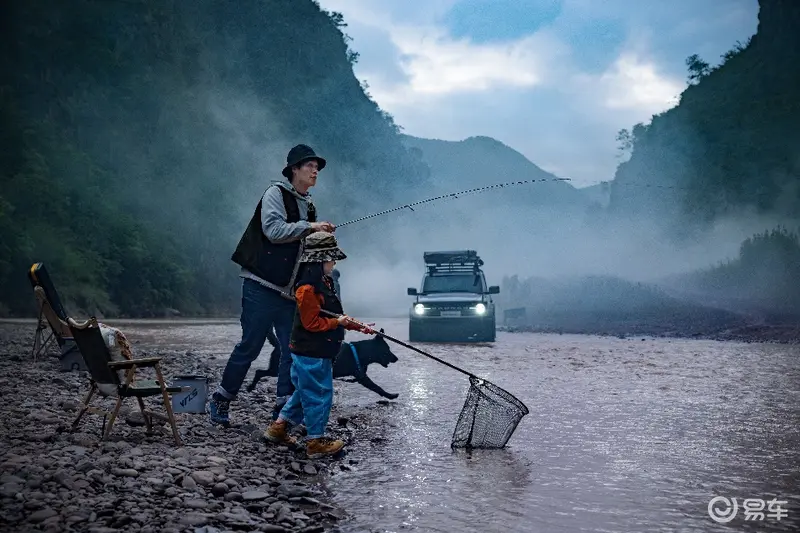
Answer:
[{"left": 216, "top": 279, "right": 296, "bottom": 402}]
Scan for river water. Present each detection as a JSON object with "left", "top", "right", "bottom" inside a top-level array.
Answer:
[{"left": 113, "top": 318, "right": 800, "bottom": 532}]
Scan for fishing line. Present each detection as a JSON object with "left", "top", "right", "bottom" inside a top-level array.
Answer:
[
  {"left": 335, "top": 178, "right": 571, "bottom": 228},
  {"left": 332, "top": 178, "right": 706, "bottom": 230}
]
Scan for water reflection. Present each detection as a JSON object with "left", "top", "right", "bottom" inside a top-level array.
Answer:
[{"left": 326, "top": 322, "right": 800, "bottom": 533}]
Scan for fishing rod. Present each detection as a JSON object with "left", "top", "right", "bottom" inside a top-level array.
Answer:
[{"left": 335, "top": 178, "right": 571, "bottom": 229}]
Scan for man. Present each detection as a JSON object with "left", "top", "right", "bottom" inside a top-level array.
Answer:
[{"left": 210, "top": 144, "right": 335, "bottom": 427}]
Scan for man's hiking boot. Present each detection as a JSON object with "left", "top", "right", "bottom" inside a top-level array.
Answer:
[
  {"left": 264, "top": 419, "right": 298, "bottom": 447},
  {"left": 306, "top": 437, "right": 345, "bottom": 458},
  {"left": 208, "top": 393, "right": 230, "bottom": 427}
]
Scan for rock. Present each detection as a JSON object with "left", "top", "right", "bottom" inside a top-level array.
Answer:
[
  {"left": 28, "top": 507, "right": 58, "bottom": 522},
  {"left": 211, "top": 482, "right": 228, "bottom": 497},
  {"left": 241, "top": 491, "right": 269, "bottom": 501},
  {"left": 185, "top": 499, "right": 208, "bottom": 509},
  {"left": 277, "top": 483, "right": 313, "bottom": 498},
  {"left": 61, "top": 400, "right": 79, "bottom": 411},
  {"left": 190, "top": 471, "right": 215, "bottom": 487},
  {"left": 275, "top": 505, "right": 292, "bottom": 523},
  {"left": 179, "top": 513, "right": 209, "bottom": 526},
  {"left": 1, "top": 482, "right": 22, "bottom": 498},
  {"left": 195, "top": 527, "right": 223, "bottom": 533},
  {"left": 111, "top": 468, "right": 139, "bottom": 478},
  {"left": 0, "top": 325, "right": 349, "bottom": 533},
  {"left": 65, "top": 514, "right": 89, "bottom": 524}
]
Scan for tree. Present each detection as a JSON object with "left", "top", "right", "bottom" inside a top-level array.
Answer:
[
  {"left": 721, "top": 37, "right": 752, "bottom": 64},
  {"left": 685, "top": 54, "right": 710, "bottom": 84},
  {"left": 615, "top": 122, "right": 648, "bottom": 159},
  {"left": 615, "top": 128, "right": 633, "bottom": 158}
]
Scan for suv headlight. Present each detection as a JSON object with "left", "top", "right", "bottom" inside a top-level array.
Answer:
[
  {"left": 414, "top": 303, "right": 425, "bottom": 315},
  {"left": 474, "top": 303, "right": 486, "bottom": 315}
]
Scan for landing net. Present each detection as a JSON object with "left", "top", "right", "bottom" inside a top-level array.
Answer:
[{"left": 451, "top": 376, "right": 529, "bottom": 449}]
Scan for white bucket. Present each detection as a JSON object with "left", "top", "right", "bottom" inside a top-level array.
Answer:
[{"left": 171, "top": 375, "right": 211, "bottom": 414}]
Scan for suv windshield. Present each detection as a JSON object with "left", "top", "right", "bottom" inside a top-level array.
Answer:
[{"left": 422, "top": 274, "right": 484, "bottom": 293}]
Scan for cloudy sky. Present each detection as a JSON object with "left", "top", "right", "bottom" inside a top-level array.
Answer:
[{"left": 316, "top": 0, "right": 758, "bottom": 187}]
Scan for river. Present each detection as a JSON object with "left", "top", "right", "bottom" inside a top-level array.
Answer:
[{"left": 91, "top": 317, "right": 800, "bottom": 532}]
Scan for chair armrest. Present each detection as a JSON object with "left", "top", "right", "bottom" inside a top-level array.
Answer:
[{"left": 107, "top": 357, "right": 163, "bottom": 369}]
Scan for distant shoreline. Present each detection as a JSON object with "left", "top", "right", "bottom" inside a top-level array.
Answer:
[{"left": 500, "top": 323, "right": 800, "bottom": 345}]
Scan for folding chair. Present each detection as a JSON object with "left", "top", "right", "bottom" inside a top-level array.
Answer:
[
  {"left": 28, "top": 262, "right": 78, "bottom": 363},
  {"left": 68, "top": 317, "right": 189, "bottom": 446}
]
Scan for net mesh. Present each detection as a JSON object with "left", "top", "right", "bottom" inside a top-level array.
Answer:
[{"left": 451, "top": 376, "right": 529, "bottom": 449}]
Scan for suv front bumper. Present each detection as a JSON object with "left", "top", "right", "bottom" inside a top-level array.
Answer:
[{"left": 409, "top": 314, "right": 496, "bottom": 342}]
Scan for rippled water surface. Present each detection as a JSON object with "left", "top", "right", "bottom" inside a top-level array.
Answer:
[{"left": 112, "top": 318, "right": 800, "bottom": 532}]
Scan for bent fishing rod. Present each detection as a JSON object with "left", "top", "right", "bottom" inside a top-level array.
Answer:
[{"left": 333, "top": 177, "right": 571, "bottom": 229}]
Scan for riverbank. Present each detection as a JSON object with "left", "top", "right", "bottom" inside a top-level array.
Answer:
[
  {"left": 0, "top": 323, "right": 380, "bottom": 533},
  {"left": 500, "top": 321, "right": 800, "bottom": 344}
]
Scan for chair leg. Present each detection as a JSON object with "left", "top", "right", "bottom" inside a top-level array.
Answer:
[
  {"left": 103, "top": 367, "right": 135, "bottom": 441},
  {"left": 136, "top": 397, "right": 153, "bottom": 433},
  {"left": 102, "top": 396, "right": 125, "bottom": 441},
  {"left": 31, "top": 318, "right": 55, "bottom": 362},
  {"left": 72, "top": 383, "right": 97, "bottom": 430},
  {"left": 154, "top": 363, "right": 182, "bottom": 446}
]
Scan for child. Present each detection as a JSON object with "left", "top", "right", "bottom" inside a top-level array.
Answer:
[{"left": 265, "top": 231, "right": 375, "bottom": 458}]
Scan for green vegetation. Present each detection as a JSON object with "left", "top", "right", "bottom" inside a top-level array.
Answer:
[
  {"left": 677, "top": 227, "right": 800, "bottom": 319},
  {"left": 602, "top": 0, "right": 800, "bottom": 324},
  {"left": 0, "top": 0, "right": 431, "bottom": 317},
  {"left": 609, "top": 0, "right": 800, "bottom": 225}
]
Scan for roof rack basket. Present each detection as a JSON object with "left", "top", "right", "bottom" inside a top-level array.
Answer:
[{"left": 424, "top": 250, "right": 484, "bottom": 274}]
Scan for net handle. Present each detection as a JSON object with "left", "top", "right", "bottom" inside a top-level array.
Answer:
[
  {"left": 275, "top": 290, "right": 478, "bottom": 379},
  {"left": 331, "top": 312, "right": 479, "bottom": 380}
]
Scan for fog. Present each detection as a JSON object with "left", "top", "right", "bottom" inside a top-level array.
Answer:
[
  {"left": 197, "top": 84, "right": 798, "bottom": 325},
  {"left": 4, "top": 0, "right": 797, "bottom": 331},
  {"left": 335, "top": 193, "right": 798, "bottom": 319}
]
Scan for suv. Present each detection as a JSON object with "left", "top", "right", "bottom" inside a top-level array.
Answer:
[{"left": 407, "top": 250, "right": 500, "bottom": 342}]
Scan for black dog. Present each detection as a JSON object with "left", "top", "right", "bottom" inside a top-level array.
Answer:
[{"left": 246, "top": 329, "right": 400, "bottom": 399}]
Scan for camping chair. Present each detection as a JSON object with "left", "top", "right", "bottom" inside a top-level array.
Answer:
[
  {"left": 28, "top": 262, "right": 77, "bottom": 362},
  {"left": 67, "top": 317, "right": 188, "bottom": 446}
]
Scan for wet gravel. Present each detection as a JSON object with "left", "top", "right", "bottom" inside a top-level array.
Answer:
[{"left": 0, "top": 322, "right": 385, "bottom": 533}]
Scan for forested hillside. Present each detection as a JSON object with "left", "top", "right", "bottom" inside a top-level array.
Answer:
[
  {"left": 0, "top": 0, "right": 431, "bottom": 317},
  {"left": 608, "top": 0, "right": 800, "bottom": 229}
]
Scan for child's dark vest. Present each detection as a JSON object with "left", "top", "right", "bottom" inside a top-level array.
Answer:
[
  {"left": 231, "top": 185, "right": 316, "bottom": 288},
  {"left": 290, "top": 280, "right": 344, "bottom": 359}
]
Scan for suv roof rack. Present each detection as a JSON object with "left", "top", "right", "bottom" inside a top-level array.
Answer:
[{"left": 423, "top": 250, "right": 484, "bottom": 274}]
